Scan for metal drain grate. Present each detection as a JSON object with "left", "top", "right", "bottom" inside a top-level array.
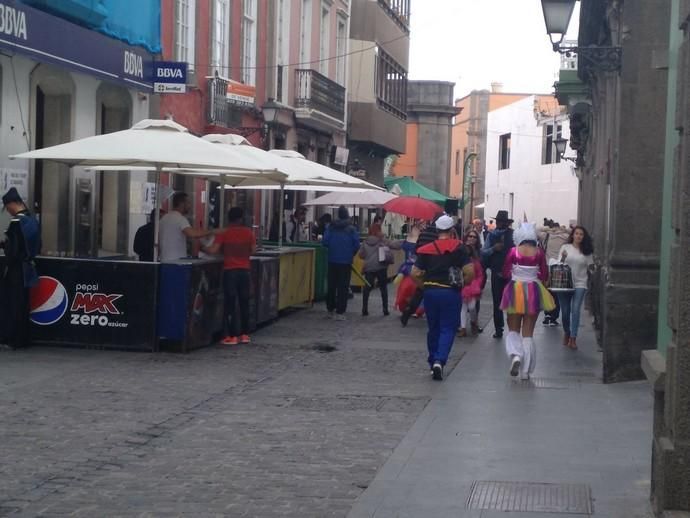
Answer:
[
  {"left": 559, "top": 371, "right": 601, "bottom": 383},
  {"left": 467, "top": 480, "right": 592, "bottom": 514},
  {"left": 509, "top": 377, "right": 577, "bottom": 389}
]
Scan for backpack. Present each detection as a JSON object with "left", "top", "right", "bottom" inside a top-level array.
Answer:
[{"left": 432, "top": 241, "right": 463, "bottom": 288}]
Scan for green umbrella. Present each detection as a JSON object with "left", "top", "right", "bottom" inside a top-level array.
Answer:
[{"left": 384, "top": 176, "right": 449, "bottom": 205}]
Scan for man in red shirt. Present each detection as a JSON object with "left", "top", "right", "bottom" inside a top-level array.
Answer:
[{"left": 204, "top": 207, "right": 256, "bottom": 345}]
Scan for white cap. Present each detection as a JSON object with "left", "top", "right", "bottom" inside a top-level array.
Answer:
[{"left": 435, "top": 215, "right": 454, "bottom": 231}]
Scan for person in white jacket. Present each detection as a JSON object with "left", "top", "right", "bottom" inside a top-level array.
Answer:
[{"left": 557, "top": 225, "right": 595, "bottom": 350}]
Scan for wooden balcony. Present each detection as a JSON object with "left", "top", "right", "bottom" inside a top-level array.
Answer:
[{"left": 294, "top": 69, "right": 346, "bottom": 132}]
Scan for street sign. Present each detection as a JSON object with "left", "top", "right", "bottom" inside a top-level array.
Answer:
[
  {"left": 227, "top": 80, "right": 256, "bottom": 106},
  {"left": 153, "top": 61, "right": 188, "bottom": 93}
]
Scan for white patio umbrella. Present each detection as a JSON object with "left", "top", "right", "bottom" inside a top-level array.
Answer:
[
  {"left": 10, "top": 119, "right": 286, "bottom": 259},
  {"left": 201, "top": 135, "right": 382, "bottom": 246},
  {"left": 268, "top": 149, "right": 381, "bottom": 191},
  {"left": 303, "top": 190, "right": 397, "bottom": 208}
]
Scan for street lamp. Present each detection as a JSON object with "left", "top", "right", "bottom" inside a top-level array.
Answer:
[
  {"left": 541, "top": 0, "right": 576, "bottom": 50},
  {"left": 553, "top": 136, "right": 577, "bottom": 163},
  {"left": 540, "top": 0, "right": 621, "bottom": 72},
  {"left": 261, "top": 98, "right": 281, "bottom": 126}
]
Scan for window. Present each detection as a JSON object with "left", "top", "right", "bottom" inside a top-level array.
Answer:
[
  {"left": 211, "top": 0, "right": 230, "bottom": 76},
  {"left": 242, "top": 0, "right": 257, "bottom": 85},
  {"left": 174, "top": 0, "right": 195, "bottom": 72},
  {"left": 499, "top": 133, "right": 511, "bottom": 170},
  {"left": 336, "top": 14, "right": 347, "bottom": 85},
  {"left": 300, "top": 0, "right": 312, "bottom": 65},
  {"left": 375, "top": 46, "right": 407, "bottom": 120},
  {"left": 276, "top": 0, "right": 290, "bottom": 101},
  {"left": 319, "top": 4, "right": 330, "bottom": 76},
  {"left": 542, "top": 123, "right": 563, "bottom": 164}
]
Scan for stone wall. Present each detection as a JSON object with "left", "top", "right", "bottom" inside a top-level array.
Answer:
[
  {"left": 650, "top": 1, "right": 690, "bottom": 513},
  {"left": 578, "top": 0, "right": 668, "bottom": 382},
  {"left": 406, "top": 81, "right": 456, "bottom": 195}
]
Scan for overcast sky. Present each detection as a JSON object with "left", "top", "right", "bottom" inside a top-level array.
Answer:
[{"left": 408, "top": 0, "right": 580, "bottom": 98}]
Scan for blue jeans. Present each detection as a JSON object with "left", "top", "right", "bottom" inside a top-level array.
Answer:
[
  {"left": 558, "top": 288, "right": 587, "bottom": 338},
  {"left": 424, "top": 287, "right": 461, "bottom": 367}
]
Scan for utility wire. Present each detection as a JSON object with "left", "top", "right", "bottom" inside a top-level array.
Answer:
[
  {"left": 204, "top": 33, "right": 408, "bottom": 72},
  {"left": 9, "top": 55, "right": 31, "bottom": 150}
]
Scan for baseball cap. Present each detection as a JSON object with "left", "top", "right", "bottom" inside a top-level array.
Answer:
[
  {"left": 435, "top": 215, "right": 454, "bottom": 231},
  {"left": 2, "top": 187, "right": 23, "bottom": 210}
]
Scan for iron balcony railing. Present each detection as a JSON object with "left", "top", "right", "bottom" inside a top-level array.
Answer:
[
  {"left": 294, "top": 69, "right": 345, "bottom": 122},
  {"left": 207, "top": 76, "right": 230, "bottom": 126}
]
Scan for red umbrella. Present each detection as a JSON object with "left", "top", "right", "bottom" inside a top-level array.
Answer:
[{"left": 383, "top": 196, "right": 443, "bottom": 221}]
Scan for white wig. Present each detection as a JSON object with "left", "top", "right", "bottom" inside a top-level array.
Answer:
[{"left": 513, "top": 222, "right": 538, "bottom": 245}]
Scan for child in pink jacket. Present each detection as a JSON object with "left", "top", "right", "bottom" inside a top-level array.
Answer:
[{"left": 459, "top": 229, "right": 485, "bottom": 336}]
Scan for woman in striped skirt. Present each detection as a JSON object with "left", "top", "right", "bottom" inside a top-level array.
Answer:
[{"left": 500, "top": 223, "right": 555, "bottom": 380}]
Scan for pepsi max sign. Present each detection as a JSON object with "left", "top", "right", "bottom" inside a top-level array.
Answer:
[
  {"left": 30, "top": 277, "right": 68, "bottom": 326},
  {"left": 30, "top": 277, "right": 127, "bottom": 328},
  {"left": 21, "top": 258, "right": 159, "bottom": 351}
]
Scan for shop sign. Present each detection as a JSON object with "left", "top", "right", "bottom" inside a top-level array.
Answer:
[
  {"left": 333, "top": 146, "right": 349, "bottom": 166},
  {"left": 0, "top": 0, "right": 154, "bottom": 91},
  {"left": 0, "top": 168, "right": 29, "bottom": 200},
  {"left": 153, "top": 61, "right": 188, "bottom": 94},
  {"left": 26, "top": 258, "right": 158, "bottom": 350},
  {"left": 226, "top": 80, "right": 256, "bottom": 107}
]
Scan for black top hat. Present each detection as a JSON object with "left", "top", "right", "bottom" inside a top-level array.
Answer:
[
  {"left": 1, "top": 187, "right": 23, "bottom": 207},
  {"left": 494, "top": 210, "right": 513, "bottom": 222}
]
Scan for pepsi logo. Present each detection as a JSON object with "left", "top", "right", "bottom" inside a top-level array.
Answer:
[{"left": 30, "top": 276, "right": 68, "bottom": 326}]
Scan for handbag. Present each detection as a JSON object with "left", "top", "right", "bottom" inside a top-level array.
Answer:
[
  {"left": 549, "top": 262, "right": 574, "bottom": 291},
  {"left": 433, "top": 242, "right": 463, "bottom": 288}
]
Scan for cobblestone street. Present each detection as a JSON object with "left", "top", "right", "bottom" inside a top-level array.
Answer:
[{"left": 0, "top": 293, "right": 464, "bottom": 517}]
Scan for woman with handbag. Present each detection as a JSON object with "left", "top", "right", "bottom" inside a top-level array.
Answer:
[
  {"left": 412, "top": 215, "right": 474, "bottom": 381},
  {"left": 500, "top": 223, "right": 555, "bottom": 380},
  {"left": 557, "top": 226, "right": 594, "bottom": 350},
  {"left": 358, "top": 224, "right": 402, "bottom": 316}
]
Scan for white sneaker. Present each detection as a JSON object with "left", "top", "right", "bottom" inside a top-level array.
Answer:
[
  {"left": 335, "top": 314, "right": 346, "bottom": 321},
  {"left": 327, "top": 311, "right": 334, "bottom": 319},
  {"left": 510, "top": 356, "right": 521, "bottom": 377},
  {"left": 520, "top": 372, "right": 530, "bottom": 381}
]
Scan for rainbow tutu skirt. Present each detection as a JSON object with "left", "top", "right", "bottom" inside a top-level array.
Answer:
[{"left": 500, "top": 280, "right": 556, "bottom": 315}]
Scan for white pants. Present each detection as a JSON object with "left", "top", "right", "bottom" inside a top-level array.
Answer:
[
  {"left": 506, "top": 331, "right": 536, "bottom": 378},
  {"left": 460, "top": 298, "right": 478, "bottom": 329}
]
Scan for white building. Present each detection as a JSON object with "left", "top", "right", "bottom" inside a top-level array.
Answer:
[{"left": 484, "top": 95, "right": 578, "bottom": 227}]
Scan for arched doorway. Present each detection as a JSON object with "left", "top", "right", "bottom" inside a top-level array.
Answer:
[
  {"left": 30, "top": 64, "right": 75, "bottom": 254},
  {"left": 95, "top": 83, "right": 132, "bottom": 256}
]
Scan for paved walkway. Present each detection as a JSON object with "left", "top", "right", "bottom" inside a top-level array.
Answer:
[
  {"left": 0, "top": 287, "right": 653, "bottom": 517},
  {"left": 348, "top": 305, "right": 654, "bottom": 517}
]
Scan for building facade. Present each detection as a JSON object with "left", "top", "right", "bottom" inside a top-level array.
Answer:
[
  {"left": 0, "top": 0, "right": 159, "bottom": 257},
  {"left": 159, "top": 0, "right": 351, "bottom": 235},
  {"left": 483, "top": 96, "right": 577, "bottom": 227},
  {"left": 347, "top": 0, "right": 410, "bottom": 187},
  {"left": 555, "top": 0, "right": 669, "bottom": 384},
  {"left": 449, "top": 87, "right": 531, "bottom": 224},
  {"left": 639, "top": 0, "right": 690, "bottom": 514},
  {"left": 390, "top": 80, "right": 456, "bottom": 196}
]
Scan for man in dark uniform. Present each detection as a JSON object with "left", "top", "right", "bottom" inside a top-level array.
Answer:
[
  {"left": 133, "top": 209, "right": 165, "bottom": 262},
  {"left": 1, "top": 188, "right": 40, "bottom": 349},
  {"left": 481, "top": 210, "right": 515, "bottom": 338}
]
